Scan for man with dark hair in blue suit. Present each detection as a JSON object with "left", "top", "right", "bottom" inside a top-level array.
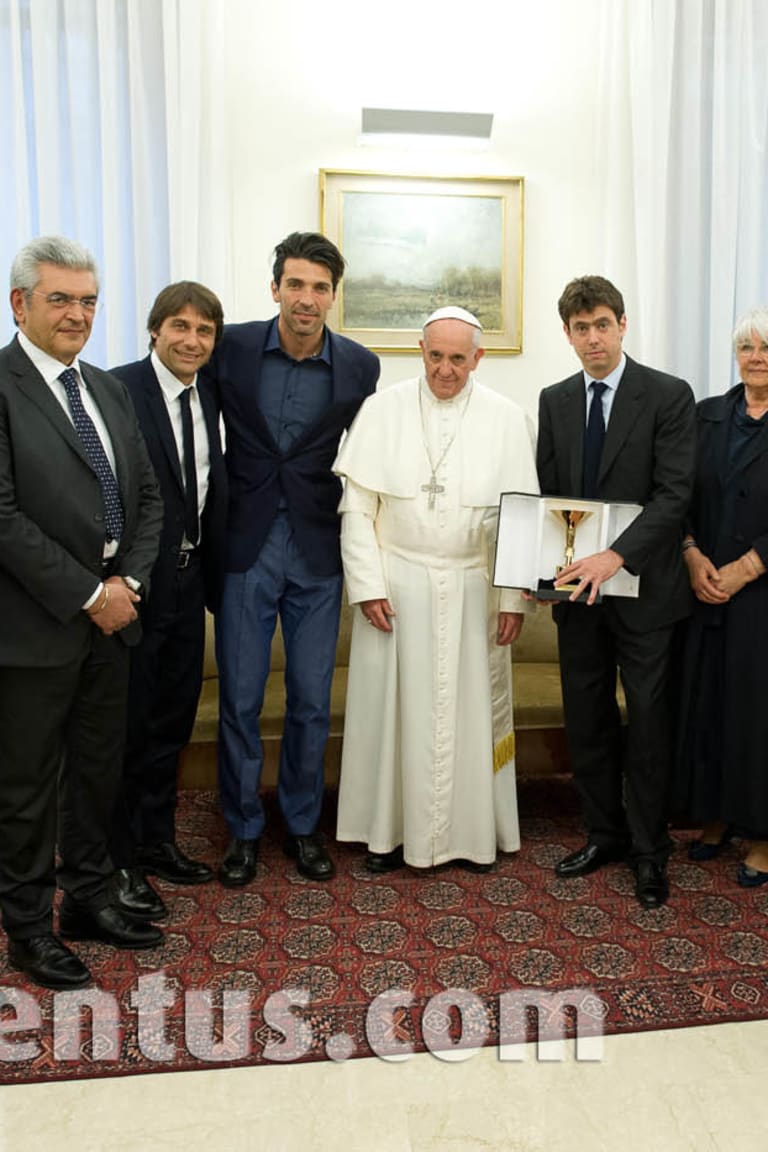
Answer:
[
  {"left": 109, "top": 281, "right": 227, "bottom": 922},
  {"left": 209, "top": 232, "right": 379, "bottom": 886}
]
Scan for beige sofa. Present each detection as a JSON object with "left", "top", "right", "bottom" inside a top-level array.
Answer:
[{"left": 179, "top": 601, "right": 589, "bottom": 788}]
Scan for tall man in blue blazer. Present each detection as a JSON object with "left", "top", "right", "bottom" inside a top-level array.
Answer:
[
  {"left": 209, "top": 232, "right": 380, "bottom": 886},
  {"left": 109, "top": 282, "right": 227, "bottom": 922},
  {"left": 537, "top": 276, "right": 696, "bottom": 909},
  {"left": 0, "top": 236, "right": 164, "bottom": 990}
]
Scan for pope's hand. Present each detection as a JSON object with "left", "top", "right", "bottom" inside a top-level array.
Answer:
[
  {"left": 360, "top": 598, "right": 395, "bottom": 633},
  {"left": 497, "top": 612, "right": 524, "bottom": 646}
]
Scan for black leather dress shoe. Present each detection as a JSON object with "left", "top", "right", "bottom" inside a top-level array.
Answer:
[
  {"left": 114, "top": 867, "right": 168, "bottom": 922},
  {"left": 59, "top": 899, "right": 163, "bottom": 949},
  {"left": 135, "top": 842, "right": 214, "bottom": 886},
  {"left": 218, "top": 838, "right": 259, "bottom": 887},
  {"left": 634, "top": 861, "right": 669, "bottom": 908},
  {"left": 555, "top": 842, "right": 627, "bottom": 879},
  {"left": 365, "top": 846, "right": 405, "bottom": 874},
  {"left": 454, "top": 858, "right": 494, "bottom": 874},
  {"left": 8, "top": 934, "right": 91, "bottom": 990},
  {"left": 284, "top": 833, "right": 335, "bottom": 881}
]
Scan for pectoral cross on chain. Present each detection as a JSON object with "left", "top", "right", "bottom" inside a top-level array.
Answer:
[{"left": 421, "top": 473, "right": 444, "bottom": 509}]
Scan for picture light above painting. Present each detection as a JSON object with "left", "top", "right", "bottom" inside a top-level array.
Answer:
[{"left": 319, "top": 170, "right": 524, "bottom": 355}]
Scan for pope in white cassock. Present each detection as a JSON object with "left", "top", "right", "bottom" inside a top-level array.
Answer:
[{"left": 332, "top": 307, "right": 539, "bottom": 873}]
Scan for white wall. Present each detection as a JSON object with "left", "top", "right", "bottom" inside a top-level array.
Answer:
[{"left": 212, "top": 0, "right": 624, "bottom": 420}]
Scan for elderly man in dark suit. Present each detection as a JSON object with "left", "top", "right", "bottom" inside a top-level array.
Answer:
[
  {"left": 207, "top": 232, "right": 379, "bottom": 886},
  {"left": 537, "top": 275, "right": 695, "bottom": 908},
  {"left": 0, "top": 236, "right": 164, "bottom": 990},
  {"left": 108, "top": 282, "right": 227, "bottom": 923}
]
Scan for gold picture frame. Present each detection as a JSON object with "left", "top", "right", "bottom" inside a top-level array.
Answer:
[{"left": 319, "top": 169, "right": 524, "bottom": 354}]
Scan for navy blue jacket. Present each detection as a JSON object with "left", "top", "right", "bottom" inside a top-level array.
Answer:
[{"left": 207, "top": 320, "right": 379, "bottom": 576}]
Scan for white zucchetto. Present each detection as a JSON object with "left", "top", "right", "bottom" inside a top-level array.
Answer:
[{"left": 423, "top": 305, "right": 483, "bottom": 330}]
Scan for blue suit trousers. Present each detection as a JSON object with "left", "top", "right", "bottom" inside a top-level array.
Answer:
[{"left": 216, "top": 514, "right": 342, "bottom": 839}]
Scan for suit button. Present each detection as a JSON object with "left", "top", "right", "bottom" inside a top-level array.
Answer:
[{"left": 94, "top": 513, "right": 104, "bottom": 522}]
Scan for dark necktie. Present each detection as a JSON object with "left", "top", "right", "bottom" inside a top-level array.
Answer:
[
  {"left": 60, "top": 368, "right": 124, "bottom": 541},
  {"left": 179, "top": 387, "right": 199, "bottom": 547},
  {"left": 582, "top": 380, "right": 608, "bottom": 499}
]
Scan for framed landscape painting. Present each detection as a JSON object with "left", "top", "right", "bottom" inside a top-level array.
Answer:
[{"left": 319, "top": 170, "right": 524, "bottom": 354}]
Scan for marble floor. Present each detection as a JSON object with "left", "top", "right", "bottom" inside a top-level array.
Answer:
[{"left": 0, "top": 1019, "right": 765, "bottom": 1151}]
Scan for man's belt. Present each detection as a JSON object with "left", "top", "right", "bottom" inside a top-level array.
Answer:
[{"left": 177, "top": 549, "right": 199, "bottom": 569}]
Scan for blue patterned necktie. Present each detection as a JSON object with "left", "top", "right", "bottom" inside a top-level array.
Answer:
[
  {"left": 582, "top": 380, "right": 608, "bottom": 499},
  {"left": 59, "top": 368, "right": 125, "bottom": 541},
  {"left": 179, "top": 387, "right": 199, "bottom": 546}
]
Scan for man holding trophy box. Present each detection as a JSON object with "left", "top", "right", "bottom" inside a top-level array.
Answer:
[{"left": 535, "top": 276, "right": 696, "bottom": 909}]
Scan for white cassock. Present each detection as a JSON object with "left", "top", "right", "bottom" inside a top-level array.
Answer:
[{"left": 332, "top": 375, "right": 540, "bottom": 867}]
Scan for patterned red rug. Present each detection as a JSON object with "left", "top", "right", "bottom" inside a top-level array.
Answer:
[{"left": 1, "top": 778, "right": 767, "bottom": 1084}]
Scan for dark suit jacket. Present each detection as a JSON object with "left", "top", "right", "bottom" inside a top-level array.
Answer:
[
  {"left": 0, "top": 337, "right": 163, "bottom": 666},
  {"left": 675, "top": 383, "right": 768, "bottom": 823},
  {"left": 536, "top": 354, "right": 696, "bottom": 629},
  {"left": 206, "top": 320, "right": 380, "bottom": 575},
  {"left": 687, "top": 384, "right": 768, "bottom": 566},
  {"left": 111, "top": 356, "right": 227, "bottom": 614}
]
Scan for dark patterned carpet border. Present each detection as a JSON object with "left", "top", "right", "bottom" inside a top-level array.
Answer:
[{"left": 1, "top": 778, "right": 767, "bottom": 1085}]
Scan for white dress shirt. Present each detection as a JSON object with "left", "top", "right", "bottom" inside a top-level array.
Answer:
[
  {"left": 151, "top": 350, "right": 211, "bottom": 548},
  {"left": 583, "top": 352, "right": 627, "bottom": 427}
]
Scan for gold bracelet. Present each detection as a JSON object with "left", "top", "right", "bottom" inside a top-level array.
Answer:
[{"left": 88, "top": 585, "right": 110, "bottom": 615}]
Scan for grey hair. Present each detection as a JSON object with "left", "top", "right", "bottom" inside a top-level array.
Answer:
[
  {"left": 10, "top": 235, "right": 99, "bottom": 295},
  {"left": 421, "top": 321, "right": 482, "bottom": 350},
  {"left": 732, "top": 307, "right": 768, "bottom": 350}
]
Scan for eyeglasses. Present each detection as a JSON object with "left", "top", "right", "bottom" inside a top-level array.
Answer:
[{"left": 29, "top": 291, "right": 99, "bottom": 313}]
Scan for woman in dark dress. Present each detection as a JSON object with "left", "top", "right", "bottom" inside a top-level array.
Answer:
[{"left": 678, "top": 307, "right": 768, "bottom": 885}]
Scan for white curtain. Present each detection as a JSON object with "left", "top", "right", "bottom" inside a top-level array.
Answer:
[
  {"left": 597, "top": 0, "right": 768, "bottom": 398},
  {"left": 2, "top": 0, "right": 765, "bottom": 389},
  {"left": 0, "top": 0, "right": 233, "bottom": 366}
]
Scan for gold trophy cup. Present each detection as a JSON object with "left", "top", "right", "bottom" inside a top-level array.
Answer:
[{"left": 552, "top": 508, "right": 592, "bottom": 590}]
